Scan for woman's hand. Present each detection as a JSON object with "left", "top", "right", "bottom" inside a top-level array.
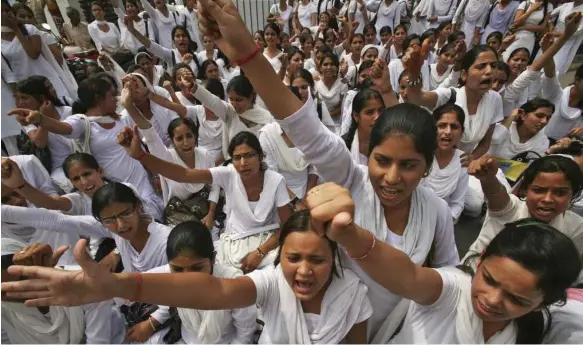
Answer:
[
  {"left": 564, "top": 12, "right": 583, "bottom": 39},
  {"left": 1, "top": 13, "right": 19, "bottom": 30},
  {"left": 460, "top": 152, "right": 473, "bottom": 168},
  {"left": 370, "top": 58, "right": 392, "bottom": 93},
  {"left": 182, "top": 53, "right": 194, "bottom": 64},
  {"left": 279, "top": 53, "right": 289, "bottom": 69},
  {"left": 12, "top": 243, "right": 70, "bottom": 268},
  {"left": 546, "top": 137, "right": 572, "bottom": 154},
  {"left": 8, "top": 109, "right": 42, "bottom": 126},
  {"left": 162, "top": 80, "right": 175, "bottom": 94},
  {"left": 508, "top": 108, "right": 525, "bottom": 121},
  {"left": 539, "top": 32, "right": 553, "bottom": 52},
  {"left": 117, "top": 125, "right": 144, "bottom": 159},
  {"left": 403, "top": 46, "right": 423, "bottom": 81},
  {"left": 467, "top": 154, "right": 499, "bottom": 180},
  {"left": 196, "top": 0, "right": 257, "bottom": 62},
  {"left": 1, "top": 239, "right": 121, "bottom": 307},
  {"left": 202, "top": 211, "right": 215, "bottom": 230},
  {"left": 125, "top": 320, "right": 155, "bottom": 342},
  {"left": 99, "top": 251, "right": 121, "bottom": 272},
  {"left": 240, "top": 250, "right": 262, "bottom": 273},
  {"left": 123, "top": 15, "right": 134, "bottom": 30},
  {"left": 568, "top": 126, "right": 583, "bottom": 138},
  {"left": 304, "top": 182, "right": 355, "bottom": 243},
  {"left": 1, "top": 158, "right": 26, "bottom": 189}
]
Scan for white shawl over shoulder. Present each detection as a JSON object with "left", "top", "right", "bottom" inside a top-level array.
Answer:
[{"left": 259, "top": 122, "right": 309, "bottom": 173}]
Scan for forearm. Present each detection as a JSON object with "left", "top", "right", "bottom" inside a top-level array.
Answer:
[
  {"left": 39, "top": 116, "right": 73, "bottom": 135},
  {"left": 128, "top": 27, "right": 152, "bottom": 48},
  {"left": 49, "top": 44, "right": 64, "bottom": 65},
  {"left": 29, "top": 128, "right": 49, "bottom": 148},
  {"left": 148, "top": 92, "right": 187, "bottom": 118},
  {"left": 471, "top": 126, "right": 494, "bottom": 159},
  {"left": 406, "top": 85, "right": 437, "bottom": 109},
  {"left": 512, "top": 10, "right": 532, "bottom": 27},
  {"left": 258, "top": 229, "right": 280, "bottom": 253},
  {"left": 14, "top": 183, "right": 72, "bottom": 211},
  {"left": 138, "top": 153, "right": 213, "bottom": 184},
  {"left": 532, "top": 35, "right": 568, "bottom": 72},
  {"left": 304, "top": 174, "right": 319, "bottom": 199},
  {"left": 480, "top": 173, "right": 510, "bottom": 212}
]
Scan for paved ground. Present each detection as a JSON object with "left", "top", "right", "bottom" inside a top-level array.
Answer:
[{"left": 453, "top": 56, "right": 582, "bottom": 257}]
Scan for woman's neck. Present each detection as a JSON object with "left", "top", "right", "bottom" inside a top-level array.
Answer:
[
  {"left": 434, "top": 147, "right": 455, "bottom": 168},
  {"left": 206, "top": 47, "right": 214, "bottom": 56},
  {"left": 482, "top": 320, "right": 511, "bottom": 342},
  {"left": 464, "top": 86, "right": 485, "bottom": 113},
  {"left": 86, "top": 107, "right": 106, "bottom": 117},
  {"left": 265, "top": 45, "right": 278, "bottom": 54},
  {"left": 351, "top": 52, "right": 361, "bottom": 64},
  {"left": 437, "top": 36, "right": 446, "bottom": 45},
  {"left": 569, "top": 86, "right": 581, "bottom": 108},
  {"left": 516, "top": 124, "right": 535, "bottom": 143},
  {"left": 436, "top": 62, "right": 448, "bottom": 75},
  {"left": 178, "top": 149, "right": 196, "bottom": 168},
  {"left": 129, "top": 218, "right": 151, "bottom": 253},
  {"left": 322, "top": 75, "right": 336, "bottom": 88},
  {"left": 357, "top": 127, "right": 370, "bottom": 156},
  {"left": 131, "top": 15, "right": 142, "bottom": 22},
  {"left": 159, "top": 6, "right": 169, "bottom": 15},
  {"left": 383, "top": 194, "right": 412, "bottom": 236}
]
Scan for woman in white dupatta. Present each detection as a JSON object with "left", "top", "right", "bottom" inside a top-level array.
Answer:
[
  {"left": 118, "top": 127, "right": 292, "bottom": 273},
  {"left": 315, "top": 52, "right": 349, "bottom": 128},
  {"left": 421, "top": 103, "right": 469, "bottom": 223},
  {"left": 489, "top": 99, "right": 553, "bottom": 159},
  {"left": 452, "top": 0, "right": 490, "bottom": 49},
  {"left": 3, "top": 210, "right": 373, "bottom": 344},
  {"left": 1, "top": 238, "right": 126, "bottom": 344}
]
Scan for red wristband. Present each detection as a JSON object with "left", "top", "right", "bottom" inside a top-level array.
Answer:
[
  {"left": 136, "top": 151, "right": 147, "bottom": 161},
  {"left": 132, "top": 272, "right": 142, "bottom": 302},
  {"left": 234, "top": 44, "right": 261, "bottom": 66}
]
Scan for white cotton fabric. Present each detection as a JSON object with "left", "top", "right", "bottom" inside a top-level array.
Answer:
[
  {"left": 185, "top": 105, "right": 223, "bottom": 159},
  {"left": 278, "top": 97, "right": 460, "bottom": 342},
  {"left": 391, "top": 267, "right": 517, "bottom": 343},
  {"left": 428, "top": 64, "right": 453, "bottom": 91},
  {"left": 544, "top": 297, "right": 583, "bottom": 344},
  {"left": 551, "top": 2, "right": 583, "bottom": 76},
  {"left": 453, "top": 0, "right": 490, "bottom": 49},
  {"left": 489, "top": 122, "right": 549, "bottom": 159},
  {"left": 248, "top": 265, "right": 373, "bottom": 344},
  {"left": 297, "top": 1, "right": 317, "bottom": 28},
  {"left": 140, "top": 0, "right": 185, "bottom": 50},
  {"left": 374, "top": 0, "right": 401, "bottom": 33},
  {"left": 114, "top": 7, "right": 156, "bottom": 54},
  {"left": 500, "top": 68, "right": 541, "bottom": 118},
  {"left": 544, "top": 76, "right": 583, "bottom": 140},
  {"left": 480, "top": 1, "right": 520, "bottom": 44},
  {"left": 315, "top": 78, "right": 349, "bottom": 114},
  {"left": 88, "top": 21, "right": 121, "bottom": 52},
  {"left": 421, "top": 150, "right": 469, "bottom": 221},
  {"left": 427, "top": 0, "right": 458, "bottom": 28},
  {"left": 434, "top": 87, "right": 504, "bottom": 153}
]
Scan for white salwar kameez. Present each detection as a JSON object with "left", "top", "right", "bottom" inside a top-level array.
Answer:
[
  {"left": 543, "top": 76, "right": 582, "bottom": 141},
  {"left": 278, "top": 97, "right": 460, "bottom": 342},
  {"left": 248, "top": 265, "right": 373, "bottom": 343},
  {"left": 452, "top": 0, "right": 490, "bottom": 49},
  {"left": 480, "top": 1, "right": 520, "bottom": 44},
  {"left": 185, "top": 103, "right": 224, "bottom": 160},
  {"left": 543, "top": 291, "right": 583, "bottom": 344},
  {"left": 551, "top": 2, "right": 583, "bottom": 76},
  {"left": 489, "top": 122, "right": 549, "bottom": 159},
  {"left": 426, "top": 0, "right": 458, "bottom": 29},
  {"left": 140, "top": 0, "right": 186, "bottom": 50}
]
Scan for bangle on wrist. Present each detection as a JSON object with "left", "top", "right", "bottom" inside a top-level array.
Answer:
[
  {"left": 407, "top": 75, "right": 422, "bottom": 87},
  {"left": 346, "top": 230, "right": 376, "bottom": 261},
  {"left": 148, "top": 317, "right": 157, "bottom": 332},
  {"left": 256, "top": 247, "right": 266, "bottom": 258},
  {"left": 234, "top": 44, "right": 261, "bottom": 66}
]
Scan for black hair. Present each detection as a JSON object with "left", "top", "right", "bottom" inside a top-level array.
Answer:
[
  {"left": 11, "top": 2, "right": 34, "bottom": 22},
  {"left": 62, "top": 152, "right": 101, "bottom": 179},
  {"left": 319, "top": 52, "right": 340, "bottom": 72},
  {"left": 354, "top": 60, "right": 375, "bottom": 89},
  {"left": 344, "top": 88, "right": 385, "bottom": 149},
  {"left": 72, "top": 76, "right": 114, "bottom": 114},
  {"left": 315, "top": 45, "right": 332, "bottom": 56},
  {"left": 394, "top": 24, "right": 407, "bottom": 35},
  {"left": 90, "top": 1, "right": 105, "bottom": 12},
  {"left": 16, "top": 76, "right": 64, "bottom": 107},
  {"left": 461, "top": 45, "right": 498, "bottom": 72},
  {"left": 274, "top": 209, "right": 343, "bottom": 278},
  {"left": 516, "top": 97, "right": 555, "bottom": 126},
  {"left": 254, "top": 30, "right": 265, "bottom": 45},
  {"left": 436, "top": 21, "right": 452, "bottom": 36},
  {"left": 198, "top": 59, "right": 219, "bottom": 80},
  {"left": 432, "top": 103, "right": 465, "bottom": 132},
  {"left": 517, "top": 156, "right": 583, "bottom": 205},
  {"left": 126, "top": 64, "right": 145, "bottom": 74},
  {"left": 226, "top": 75, "right": 255, "bottom": 103},
  {"left": 288, "top": 85, "right": 302, "bottom": 100},
  {"left": 91, "top": 182, "right": 142, "bottom": 220},
  {"left": 206, "top": 77, "right": 225, "bottom": 100},
  {"left": 380, "top": 26, "right": 392, "bottom": 36},
  {"left": 447, "top": 30, "right": 465, "bottom": 44},
  {"left": 351, "top": 33, "right": 365, "bottom": 45},
  {"left": 363, "top": 23, "right": 376, "bottom": 35},
  {"left": 171, "top": 25, "right": 201, "bottom": 71},
  {"left": 508, "top": 47, "right": 531, "bottom": 62},
  {"left": 263, "top": 22, "right": 281, "bottom": 39},
  {"left": 370, "top": 103, "right": 437, "bottom": 166},
  {"left": 290, "top": 68, "right": 315, "bottom": 87},
  {"left": 438, "top": 42, "right": 456, "bottom": 56},
  {"left": 420, "top": 29, "right": 436, "bottom": 43},
  {"left": 403, "top": 34, "right": 421, "bottom": 51},
  {"left": 166, "top": 220, "right": 214, "bottom": 261},
  {"left": 299, "top": 32, "right": 314, "bottom": 45},
  {"left": 486, "top": 31, "right": 503, "bottom": 44},
  {"left": 227, "top": 131, "right": 264, "bottom": 160},
  {"left": 125, "top": 0, "right": 139, "bottom": 8},
  {"left": 2, "top": 0, "right": 28, "bottom": 35},
  {"left": 94, "top": 72, "right": 119, "bottom": 94},
  {"left": 171, "top": 62, "right": 195, "bottom": 83},
  {"left": 493, "top": 60, "right": 510, "bottom": 80},
  {"left": 286, "top": 46, "right": 306, "bottom": 62},
  {"left": 167, "top": 117, "right": 199, "bottom": 145},
  {"left": 472, "top": 219, "right": 581, "bottom": 343}
]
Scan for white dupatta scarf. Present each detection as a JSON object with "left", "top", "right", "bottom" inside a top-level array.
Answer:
[
  {"left": 464, "top": 0, "right": 488, "bottom": 22},
  {"left": 350, "top": 131, "right": 368, "bottom": 165},
  {"left": 432, "top": 0, "right": 453, "bottom": 15},
  {"left": 315, "top": 78, "right": 344, "bottom": 103},
  {"left": 221, "top": 106, "right": 273, "bottom": 159},
  {"left": 225, "top": 166, "right": 283, "bottom": 240},
  {"left": 505, "top": 122, "right": 549, "bottom": 157},
  {"left": 178, "top": 263, "right": 240, "bottom": 344},
  {"left": 274, "top": 265, "right": 370, "bottom": 344},
  {"left": 422, "top": 150, "right": 463, "bottom": 200},
  {"left": 260, "top": 122, "right": 309, "bottom": 173},
  {"left": 457, "top": 87, "right": 495, "bottom": 152},
  {"left": 456, "top": 272, "right": 517, "bottom": 343}
]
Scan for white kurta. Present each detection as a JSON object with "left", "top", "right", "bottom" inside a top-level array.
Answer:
[
  {"left": 502, "top": 0, "right": 553, "bottom": 61},
  {"left": 427, "top": 0, "right": 458, "bottom": 28},
  {"left": 87, "top": 21, "right": 122, "bottom": 52},
  {"left": 544, "top": 295, "right": 583, "bottom": 344},
  {"left": 543, "top": 76, "right": 582, "bottom": 141},
  {"left": 147, "top": 40, "right": 200, "bottom": 78},
  {"left": 185, "top": 105, "right": 223, "bottom": 159},
  {"left": 551, "top": 2, "right": 583, "bottom": 76},
  {"left": 297, "top": 1, "right": 317, "bottom": 28},
  {"left": 278, "top": 97, "right": 460, "bottom": 342},
  {"left": 141, "top": 0, "right": 186, "bottom": 49},
  {"left": 489, "top": 122, "right": 549, "bottom": 159},
  {"left": 113, "top": 7, "right": 156, "bottom": 54},
  {"left": 480, "top": 1, "right": 520, "bottom": 44},
  {"left": 374, "top": 1, "right": 402, "bottom": 33},
  {"left": 452, "top": 0, "right": 490, "bottom": 49}
]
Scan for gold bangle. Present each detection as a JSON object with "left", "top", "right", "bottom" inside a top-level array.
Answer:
[{"left": 148, "top": 317, "right": 157, "bottom": 332}]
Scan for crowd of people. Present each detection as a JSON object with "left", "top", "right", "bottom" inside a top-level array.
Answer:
[{"left": 1, "top": 0, "right": 583, "bottom": 342}]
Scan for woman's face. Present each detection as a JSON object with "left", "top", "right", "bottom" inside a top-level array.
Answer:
[
  {"left": 463, "top": 51, "right": 497, "bottom": 92},
  {"left": 289, "top": 53, "right": 305, "bottom": 73},
  {"left": 440, "top": 24, "right": 452, "bottom": 39},
  {"left": 351, "top": 36, "right": 365, "bottom": 55},
  {"left": 203, "top": 35, "right": 214, "bottom": 50},
  {"left": 491, "top": 69, "right": 508, "bottom": 92},
  {"left": 281, "top": 35, "right": 291, "bottom": 49},
  {"left": 398, "top": 76, "right": 408, "bottom": 101},
  {"left": 319, "top": 12, "right": 330, "bottom": 26},
  {"left": 314, "top": 40, "right": 324, "bottom": 52},
  {"left": 174, "top": 29, "right": 190, "bottom": 52},
  {"left": 227, "top": 90, "right": 253, "bottom": 114},
  {"left": 355, "top": 97, "right": 383, "bottom": 135},
  {"left": 519, "top": 106, "right": 552, "bottom": 136},
  {"left": 357, "top": 67, "right": 371, "bottom": 85},
  {"left": 364, "top": 28, "right": 376, "bottom": 44},
  {"left": 264, "top": 27, "right": 278, "bottom": 46},
  {"left": 525, "top": 172, "right": 573, "bottom": 223},
  {"left": 154, "top": 0, "right": 165, "bottom": 10},
  {"left": 126, "top": 2, "right": 138, "bottom": 16},
  {"left": 254, "top": 32, "right": 265, "bottom": 46},
  {"left": 487, "top": 37, "right": 501, "bottom": 52},
  {"left": 15, "top": 92, "right": 41, "bottom": 110},
  {"left": 324, "top": 34, "right": 335, "bottom": 49},
  {"left": 471, "top": 256, "right": 544, "bottom": 322},
  {"left": 394, "top": 28, "right": 406, "bottom": 44},
  {"left": 301, "top": 37, "right": 314, "bottom": 52},
  {"left": 169, "top": 251, "right": 212, "bottom": 274},
  {"left": 380, "top": 32, "right": 392, "bottom": 45},
  {"left": 508, "top": 50, "right": 529, "bottom": 76},
  {"left": 176, "top": 67, "right": 195, "bottom": 90},
  {"left": 99, "top": 202, "right": 141, "bottom": 240},
  {"left": 292, "top": 77, "right": 311, "bottom": 103},
  {"left": 171, "top": 123, "right": 196, "bottom": 156},
  {"left": 362, "top": 47, "right": 378, "bottom": 62},
  {"left": 66, "top": 161, "right": 105, "bottom": 198},
  {"left": 15, "top": 9, "right": 35, "bottom": 25},
  {"left": 425, "top": 34, "right": 436, "bottom": 52},
  {"left": 436, "top": 112, "right": 463, "bottom": 152},
  {"left": 205, "top": 63, "right": 220, "bottom": 80},
  {"left": 321, "top": 57, "right": 338, "bottom": 77},
  {"left": 438, "top": 49, "right": 456, "bottom": 66},
  {"left": 101, "top": 87, "right": 119, "bottom": 113},
  {"left": 231, "top": 143, "right": 261, "bottom": 180},
  {"left": 137, "top": 56, "right": 154, "bottom": 77},
  {"left": 368, "top": 134, "right": 427, "bottom": 208},
  {"left": 91, "top": 5, "right": 105, "bottom": 20},
  {"left": 280, "top": 230, "right": 334, "bottom": 301}
]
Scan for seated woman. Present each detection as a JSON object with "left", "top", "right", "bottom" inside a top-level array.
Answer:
[
  {"left": 464, "top": 154, "right": 583, "bottom": 260},
  {"left": 421, "top": 103, "right": 469, "bottom": 223},
  {"left": 2, "top": 210, "right": 374, "bottom": 344},
  {"left": 489, "top": 98, "right": 554, "bottom": 160}
]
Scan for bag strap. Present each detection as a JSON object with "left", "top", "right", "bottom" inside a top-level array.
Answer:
[
  {"left": 447, "top": 88, "right": 457, "bottom": 104},
  {"left": 144, "top": 17, "right": 150, "bottom": 38},
  {"left": 70, "top": 115, "right": 92, "bottom": 154},
  {"left": 483, "top": 1, "right": 499, "bottom": 28}
]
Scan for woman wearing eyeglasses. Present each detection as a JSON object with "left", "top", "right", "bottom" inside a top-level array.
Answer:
[{"left": 117, "top": 124, "right": 292, "bottom": 273}]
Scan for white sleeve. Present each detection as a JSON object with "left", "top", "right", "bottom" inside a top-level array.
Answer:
[
  {"left": 449, "top": 169, "right": 469, "bottom": 222},
  {"left": 426, "top": 267, "right": 463, "bottom": 309},
  {"left": 438, "top": 0, "right": 457, "bottom": 22},
  {"left": 142, "top": 126, "right": 174, "bottom": 162},
  {"left": 340, "top": 96, "right": 354, "bottom": 137},
  {"left": 504, "top": 68, "right": 541, "bottom": 101},
  {"left": 1, "top": 205, "right": 110, "bottom": 238},
  {"left": 202, "top": 150, "right": 220, "bottom": 204},
  {"left": 430, "top": 198, "right": 460, "bottom": 267},
  {"left": 62, "top": 116, "right": 87, "bottom": 140},
  {"left": 438, "top": 70, "right": 460, "bottom": 89},
  {"left": 246, "top": 267, "right": 277, "bottom": 309},
  {"left": 87, "top": 23, "right": 103, "bottom": 51},
  {"left": 278, "top": 97, "right": 365, "bottom": 190},
  {"left": 147, "top": 41, "right": 175, "bottom": 67},
  {"left": 452, "top": 0, "right": 466, "bottom": 23},
  {"left": 193, "top": 85, "right": 232, "bottom": 124},
  {"left": 62, "top": 192, "right": 86, "bottom": 215},
  {"left": 476, "top": 5, "right": 489, "bottom": 28},
  {"left": 258, "top": 132, "right": 280, "bottom": 173},
  {"left": 82, "top": 301, "right": 118, "bottom": 344},
  {"left": 542, "top": 75, "right": 565, "bottom": 113},
  {"left": 274, "top": 178, "right": 292, "bottom": 207},
  {"left": 490, "top": 93, "right": 504, "bottom": 124},
  {"left": 433, "top": 87, "right": 454, "bottom": 109},
  {"left": 150, "top": 305, "right": 172, "bottom": 324},
  {"left": 140, "top": 0, "right": 158, "bottom": 20},
  {"left": 1, "top": 58, "right": 16, "bottom": 83},
  {"left": 209, "top": 165, "right": 233, "bottom": 191},
  {"left": 14, "top": 155, "right": 58, "bottom": 197}
]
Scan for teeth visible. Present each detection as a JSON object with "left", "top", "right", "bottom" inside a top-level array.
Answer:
[{"left": 381, "top": 187, "right": 400, "bottom": 195}]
